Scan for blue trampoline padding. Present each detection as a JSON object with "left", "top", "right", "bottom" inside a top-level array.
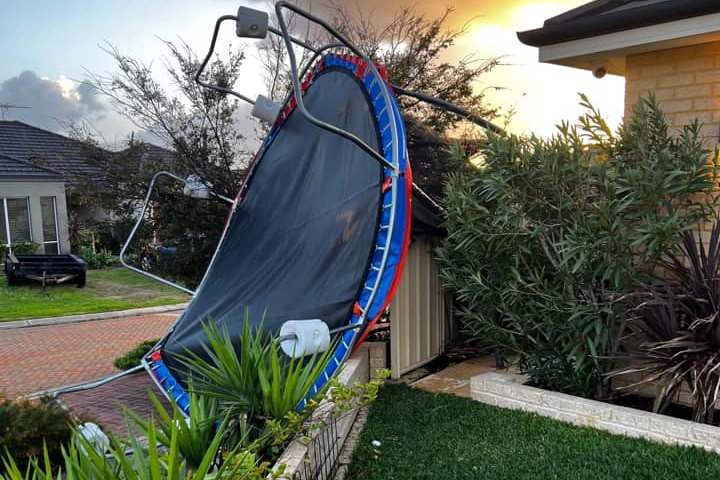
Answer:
[{"left": 147, "top": 52, "right": 410, "bottom": 415}]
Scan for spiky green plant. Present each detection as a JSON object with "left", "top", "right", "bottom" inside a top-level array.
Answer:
[
  {"left": 123, "top": 385, "right": 220, "bottom": 470},
  {"left": 611, "top": 220, "right": 720, "bottom": 423},
  {"left": 174, "top": 317, "right": 336, "bottom": 445},
  {"left": 0, "top": 413, "right": 254, "bottom": 480}
]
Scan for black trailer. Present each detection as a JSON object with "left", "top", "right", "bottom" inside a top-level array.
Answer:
[{"left": 4, "top": 253, "right": 87, "bottom": 287}]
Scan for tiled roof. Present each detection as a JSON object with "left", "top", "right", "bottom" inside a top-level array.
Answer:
[
  {"left": 518, "top": 0, "right": 720, "bottom": 47},
  {"left": 0, "top": 153, "right": 63, "bottom": 181},
  {"left": 0, "top": 120, "right": 105, "bottom": 184}
]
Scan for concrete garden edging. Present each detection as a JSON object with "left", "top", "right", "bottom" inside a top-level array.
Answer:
[
  {"left": 271, "top": 342, "right": 386, "bottom": 480},
  {"left": 471, "top": 372, "right": 720, "bottom": 453}
]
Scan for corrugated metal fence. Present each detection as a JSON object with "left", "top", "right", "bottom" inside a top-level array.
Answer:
[{"left": 390, "top": 237, "right": 448, "bottom": 378}]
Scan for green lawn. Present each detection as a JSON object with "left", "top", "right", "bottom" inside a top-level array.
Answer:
[
  {"left": 0, "top": 267, "right": 189, "bottom": 321},
  {"left": 347, "top": 383, "right": 720, "bottom": 480}
]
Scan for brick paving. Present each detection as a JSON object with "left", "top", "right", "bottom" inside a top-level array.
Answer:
[
  {"left": 0, "top": 313, "right": 178, "bottom": 398},
  {"left": 59, "top": 371, "right": 173, "bottom": 438}
]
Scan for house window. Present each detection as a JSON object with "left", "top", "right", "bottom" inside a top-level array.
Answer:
[
  {"left": 40, "top": 196, "right": 60, "bottom": 255},
  {"left": 1, "top": 198, "right": 32, "bottom": 250}
]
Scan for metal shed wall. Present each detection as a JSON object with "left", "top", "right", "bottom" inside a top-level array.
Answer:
[{"left": 390, "top": 236, "right": 447, "bottom": 378}]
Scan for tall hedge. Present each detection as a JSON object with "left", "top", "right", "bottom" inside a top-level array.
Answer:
[{"left": 437, "top": 94, "right": 719, "bottom": 398}]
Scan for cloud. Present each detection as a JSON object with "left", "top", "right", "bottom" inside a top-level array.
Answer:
[{"left": 0, "top": 70, "right": 107, "bottom": 132}]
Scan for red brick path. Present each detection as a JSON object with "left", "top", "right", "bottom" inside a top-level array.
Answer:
[{"left": 0, "top": 314, "right": 178, "bottom": 397}]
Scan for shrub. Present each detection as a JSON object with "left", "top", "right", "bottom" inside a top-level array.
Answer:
[
  {"left": 77, "top": 246, "right": 115, "bottom": 269},
  {"left": 438, "top": 94, "right": 719, "bottom": 398},
  {"left": 0, "top": 394, "right": 73, "bottom": 473},
  {"left": 91, "top": 217, "right": 152, "bottom": 255},
  {"left": 1, "top": 240, "right": 40, "bottom": 259},
  {"left": 112, "top": 339, "right": 159, "bottom": 370}
]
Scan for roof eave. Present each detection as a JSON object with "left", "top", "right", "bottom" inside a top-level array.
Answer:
[
  {"left": 523, "top": 12, "right": 720, "bottom": 76},
  {"left": 517, "top": 1, "right": 720, "bottom": 48}
]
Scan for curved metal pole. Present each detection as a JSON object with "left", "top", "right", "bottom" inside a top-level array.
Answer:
[
  {"left": 266, "top": 18, "right": 504, "bottom": 135},
  {"left": 119, "top": 171, "right": 196, "bottom": 295},
  {"left": 274, "top": 1, "right": 398, "bottom": 173},
  {"left": 194, "top": 14, "right": 257, "bottom": 106},
  {"left": 391, "top": 85, "right": 505, "bottom": 135}
]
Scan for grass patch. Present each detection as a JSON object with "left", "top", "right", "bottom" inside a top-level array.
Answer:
[
  {"left": 0, "top": 267, "right": 189, "bottom": 321},
  {"left": 347, "top": 383, "right": 720, "bottom": 480}
]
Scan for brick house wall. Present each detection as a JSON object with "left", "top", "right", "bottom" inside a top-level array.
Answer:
[
  {"left": 624, "top": 41, "right": 720, "bottom": 150},
  {"left": 625, "top": 41, "right": 720, "bottom": 243}
]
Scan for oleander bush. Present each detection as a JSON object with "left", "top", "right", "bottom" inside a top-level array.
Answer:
[{"left": 438, "top": 94, "right": 720, "bottom": 398}]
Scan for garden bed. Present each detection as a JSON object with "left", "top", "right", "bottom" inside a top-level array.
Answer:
[{"left": 471, "top": 372, "right": 720, "bottom": 453}]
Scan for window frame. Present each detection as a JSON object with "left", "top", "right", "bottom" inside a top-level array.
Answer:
[
  {"left": 1, "top": 197, "right": 33, "bottom": 251},
  {"left": 40, "top": 196, "right": 60, "bottom": 254}
]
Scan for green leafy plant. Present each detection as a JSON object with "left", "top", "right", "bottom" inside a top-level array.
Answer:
[
  {"left": 610, "top": 220, "right": 720, "bottom": 423},
  {"left": 438, "top": 94, "right": 719, "bottom": 398},
  {"left": 113, "top": 338, "right": 159, "bottom": 370},
  {"left": 1, "top": 240, "right": 40, "bottom": 259},
  {"left": 0, "top": 394, "right": 73, "bottom": 474},
  {"left": 77, "top": 245, "right": 115, "bottom": 269}
]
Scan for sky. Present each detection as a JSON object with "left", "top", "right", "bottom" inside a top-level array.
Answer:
[{"left": 0, "top": 0, "right": 626, "bottom": 148}]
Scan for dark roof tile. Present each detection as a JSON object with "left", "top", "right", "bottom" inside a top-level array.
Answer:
[
  {"left": 0, "top": 120, "right": 104, "bottom": 184},
  {"left": 0, "top": 153, "right": 64, "bottom": 180}
]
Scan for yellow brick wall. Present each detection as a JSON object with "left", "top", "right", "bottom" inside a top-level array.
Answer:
[
  {"left": 625, "top": 41, "right": 720, "bottom": 150},
  {"left": 625, "top": 42, "right": 720, "bottom": 247}
]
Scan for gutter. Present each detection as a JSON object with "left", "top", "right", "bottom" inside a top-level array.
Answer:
[{"left": 517, "top": 0, "right": 720, "bottom": 47}]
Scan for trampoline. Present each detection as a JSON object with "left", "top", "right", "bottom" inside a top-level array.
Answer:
[{"left": 100, "top": 2, "right": 504, "bottom": 415}]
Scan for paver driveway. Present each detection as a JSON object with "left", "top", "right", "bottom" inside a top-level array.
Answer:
[{"left": 0, "top": 313, "right": 178, "bottom": 397}]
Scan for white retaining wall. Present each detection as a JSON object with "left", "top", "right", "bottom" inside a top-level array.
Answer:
[{"left": 471, "top": 372, "right": 720, "bottom": 453}]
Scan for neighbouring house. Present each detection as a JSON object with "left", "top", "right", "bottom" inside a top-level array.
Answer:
[
  {"left": 0, "top": 153, "right": 69, "bottom": 254},
  {"left": 0, "top": 120, "right": 109, "bottom": 254},
  {"left": 0, "top": 120, "right": 173, "bottom": 255},
  {"left": 517, "top": 0, "right": 720, "bottom": 150}
]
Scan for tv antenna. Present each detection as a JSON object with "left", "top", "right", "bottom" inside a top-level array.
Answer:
[{"left": 0, "top": 104, "right": 31, "bottom": 120}]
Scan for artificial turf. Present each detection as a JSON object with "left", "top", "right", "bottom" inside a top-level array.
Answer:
[{"left": 346, "top": 383, "right": 720, "bottom": 480}]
